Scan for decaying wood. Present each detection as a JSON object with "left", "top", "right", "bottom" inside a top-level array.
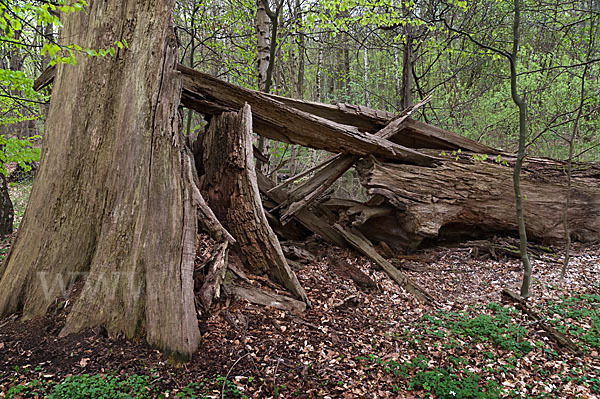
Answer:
[
  {"left": 329, "top": 256, "right": 378, "bottom": 291},
  {"left": 224, "top": 283, "right": 307, "bottom": 312},
  {"left": 257, "top": 171, "right": 347, "bottom": 247},
  {"left": 502, "top": 288, "right": 583, "bottom": 355},
  {"left": 32, "top": 65, "right": 55, "bottom": 91},
  {"left": 348, "top": 205, "right": 396, "bottom": 227},
  {"left": 185, "top": 151, "right": 236, "bottom": 244},
  {"left": 279, "top": 97, "right": 436, "bottom": 224},
  {"left": 267, "top": 154, "right": 342, "bottom": 194},
  {"left": 281, "top": 243, "right": 317, "bottom": 264},
  {"left": 35, "top": 65, "right": 497, "bottom": 156},
  {"left": 333, "top": 224, "right": 434, "bottom": 303},
  {"left": 199, "top": 242, "right": 229, "bottom": 310},
  {"left": 180, "top": 65, "right": 436, "bottom": 164},
  {"left": 356, "top": 154, "right": 600, "bottom": 250},
  {"left": 451, "top": 238, "right": 554, "bottom": 260},
  {"left": 390, "top": 119, "right": 497, "bottom": 154},
  {"left": 201, "top": 104, "right": 308, "bottom": 304}
]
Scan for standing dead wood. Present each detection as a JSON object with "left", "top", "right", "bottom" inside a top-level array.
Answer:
[
  {"left": 333, "top": 224, "right": 434, "bottom": 303},
  {"left": 502, "top": 289, "right": 582, "bottom": 355},
  {"left": 201, "top": 104, "right": 308, "bottom": 304}
]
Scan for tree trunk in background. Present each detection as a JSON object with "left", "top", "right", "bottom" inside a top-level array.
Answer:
[
  {"left": 400, "top": 33, "right": 413, "bottom": 109},
  {"left": 509, "top": 0, "right": 533, "bottom": 298},
  {"left": 0, "top": 0, "right": 200, "bottom": 360},
  {"left": 0, "top": 174, "right": 13, "bottom": 236},
  {"left": 255, "top": 0, "right": 271, "bottom": 173},
  {"left": 201, "top": 104, "right": 308, "bottom": 303},
  {"left": 364, "top": 47, "right": 369, "bottom": 106},
  {"left": 295, "top": 0, "right": 305, "bottom": 99},
  {"left": 316, "top": 45, "right": 323, "bottom": 102}
]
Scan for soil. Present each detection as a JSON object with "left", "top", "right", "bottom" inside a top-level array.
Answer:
[{"left": 0, "top": 240, "right": 599, "bottom": 398}]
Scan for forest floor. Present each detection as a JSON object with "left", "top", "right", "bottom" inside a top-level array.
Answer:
[{"left": 0, "top": 180, "right": 599, "bottom": 399}]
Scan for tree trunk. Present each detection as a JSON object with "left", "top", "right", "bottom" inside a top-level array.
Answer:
[
  {"left": 0, "top": 0, "right": 200, "bottom": 361},
  {"left": 356, "top": 155, "right": 600, "bottom": 251},
  {"left": 201, "top": 104, "right": 308, "bottom": 303},
  {"left": 0, "top": 174, "right": 13, "bottom": 236}
]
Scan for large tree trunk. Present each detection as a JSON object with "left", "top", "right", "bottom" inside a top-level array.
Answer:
[
  {"left": 356, "top": 155, "right": 600, "bottom": 250},
  {"left": 201, "top": 104, "right": 308, "bottom": 303},
  {"left": 0, "top": 0, "right": 200, "bottom": 360}
]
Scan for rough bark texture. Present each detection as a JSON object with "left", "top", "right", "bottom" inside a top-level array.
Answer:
[
  {"left": 0, "top": 0, "right": 200, "bottom": 360},
  {"left": 201, "top": 104, "right": 308, "bottom": 304},
  {"left": 356, "top": 155, "right": 600, "bottom": 250}
]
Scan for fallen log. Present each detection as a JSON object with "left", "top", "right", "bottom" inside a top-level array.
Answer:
[
  {"left": 201, "top": 104, "right": 308, "bottom": 304},
  {"left": 224, "top": 283, "right": 307, "bottom": 313},
  {"left": 502, "top": 288, "right": 583, "bottom": 355},
  {"left": 179, "top": 66, "right": 435, "bottom": 164},
  {"left": 356, "top": 154, "right": 600, "bottom": 250},
  {"left": 34, "top": 65, "right": 496, "bottom": 156},
  {"left": 334, "top": 224, "right": 435, "bottom": 304},
  {"left": 279, "top": 97, "right": 435, "bottom": 224}
]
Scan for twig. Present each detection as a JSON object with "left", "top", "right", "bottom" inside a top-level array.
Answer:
[{"left": 221, "top": 353, "right": 250, "bottom": 399}]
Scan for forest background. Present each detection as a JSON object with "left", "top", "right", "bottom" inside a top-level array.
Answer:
[{"left": 0, "top": 0, "right": 598, "bottom": 181}]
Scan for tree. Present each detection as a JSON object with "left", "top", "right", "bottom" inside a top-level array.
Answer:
[{"left": 0, "top": 0, "right": 200, "bottom": 360}]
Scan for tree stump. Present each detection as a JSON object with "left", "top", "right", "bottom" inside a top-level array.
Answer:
[{"left": 201, "top": 104, "right": 308, "bottom": 304}]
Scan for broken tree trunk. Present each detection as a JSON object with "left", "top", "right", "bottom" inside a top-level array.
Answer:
[
  {"left": 201, "top": 104, "right": 308, "bottom": 304},
  {"left": 356, "top": 154, "right": 600, "bottom": 250},
  {"left": 279, "top": 97, "right": 436, "bottom": 224},
  {"left": 36, "top": 65, "right": 496, "bottom": 156},
  {"left": 179, "top": 65, "right": 436, "bottom": 164}
]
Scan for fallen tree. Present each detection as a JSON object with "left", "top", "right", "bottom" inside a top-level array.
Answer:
[{"left": 355, "top": 154, "right": 600, "bottom": 251}]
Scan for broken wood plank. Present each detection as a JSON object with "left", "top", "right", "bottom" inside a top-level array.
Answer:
[
  {"left": 201, "top": 104, "right": 308, "bottom": 304},
  {"left": 333, "top": 224, "right": 435, "bottom": 304},
  {"left": 225, "top": 283, "right": 307, "bottom": 312},
  {"left": 502, "top": 288, "right": 583, "bottom": 355}
]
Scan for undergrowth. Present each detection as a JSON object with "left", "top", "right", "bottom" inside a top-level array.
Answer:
[{"left": 358, "top": 300, "right": 600, "bottom": 398}]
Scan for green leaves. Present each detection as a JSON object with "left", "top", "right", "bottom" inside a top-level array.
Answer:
[{"left": 0, "top": 135, "right": 41, "bottom": 177}]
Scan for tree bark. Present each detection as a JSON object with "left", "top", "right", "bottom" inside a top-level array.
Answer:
[
  {"left": 201, "top": 104, "right": 308, "bottom": 304},
  {"left": 356, "top": 155, "right": 600, "bottom": 251},
  {"left": 0, "top": 0, "right": 200, "bottom": 361}
]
